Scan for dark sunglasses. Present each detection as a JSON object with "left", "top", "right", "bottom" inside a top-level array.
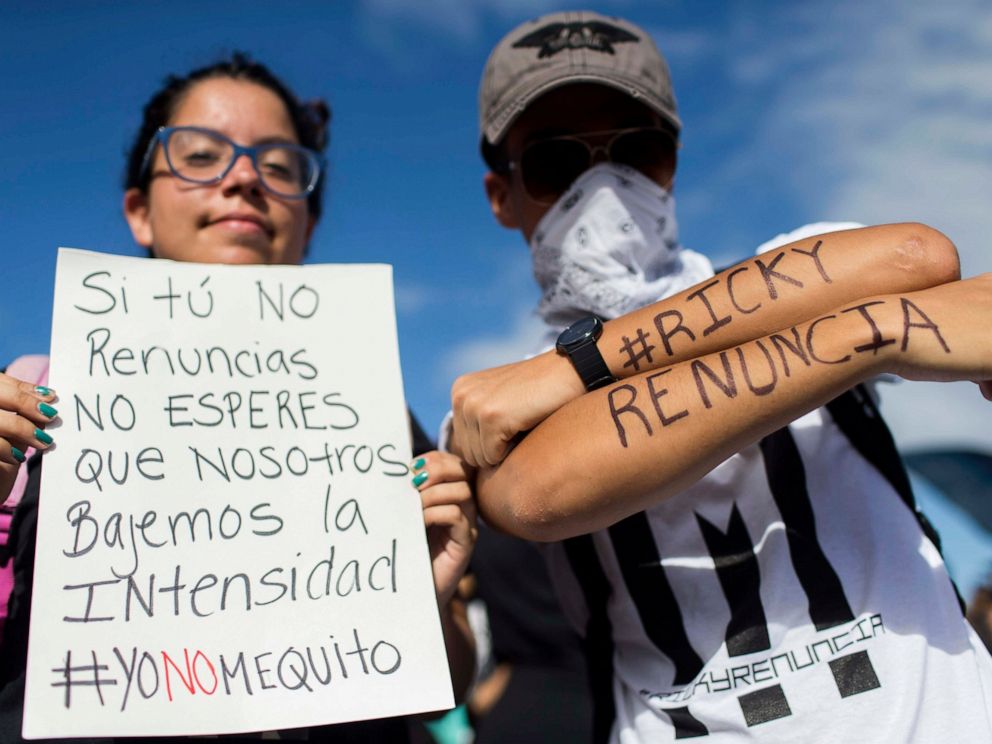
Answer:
[{"left": 508, "top": 127, "right": 676, "bottom": 205}]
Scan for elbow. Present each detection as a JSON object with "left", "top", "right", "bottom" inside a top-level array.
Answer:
[
  {"left": 504, "top": 495, "right": 573, "bottom": 543},
  {"left": 892, "top": 223, "right": 960, "bottom": 286},
  {"left": 477, "top": 459, "right": 576, "bottom": 542}
]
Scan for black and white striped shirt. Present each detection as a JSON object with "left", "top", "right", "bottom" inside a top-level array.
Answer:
[{"left": 546, "top": 392, "right": 992, "bottom": 742}]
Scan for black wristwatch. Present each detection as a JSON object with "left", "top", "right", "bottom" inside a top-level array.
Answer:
[{"left": 556, "top": 315, "right": 616, "bottom": 391}]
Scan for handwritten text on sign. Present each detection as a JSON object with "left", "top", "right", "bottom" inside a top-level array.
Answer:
[{"left": 24, "top": 249, "right": 452, "bottom": 738}]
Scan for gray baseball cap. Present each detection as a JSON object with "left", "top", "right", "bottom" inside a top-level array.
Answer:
[{"left": 479, "top": 10, "right": 681, "bottom": 148}]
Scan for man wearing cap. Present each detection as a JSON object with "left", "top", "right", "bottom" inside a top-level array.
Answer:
[{"left": 449, "top": 10, "right": 992, "bottom": 743}]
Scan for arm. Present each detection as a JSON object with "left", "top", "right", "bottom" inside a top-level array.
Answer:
[
  {"left": 452, "top": 223, "right": 960, "bottom": 466},
  {"left": 476, "top": 275, "right": 992, "bottom": 541},
  {"left": 413, "top": 451, "right": 478, "bottom": 702}
]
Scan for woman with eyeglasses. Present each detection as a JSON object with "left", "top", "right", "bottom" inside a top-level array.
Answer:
[{"left": 0, "top": 53, "right": 475, "bottom": 743}]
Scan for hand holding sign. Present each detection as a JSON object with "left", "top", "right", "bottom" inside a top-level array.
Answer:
[
  {"left": 412, "top": 451, "right": 477, "bottom": 607},
  {"left": 0, "top": 373, "right": 58, "bottom": 505},
  {"left": 23, "top": 249, "right": 453, "bottom": 738}
]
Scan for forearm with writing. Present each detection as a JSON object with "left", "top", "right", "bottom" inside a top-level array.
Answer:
[
  {"left": 449, "top": 224, "right": 958, "bottom": 469},
  {"left": 597, "top": 223, "right": 959, "bottom": 381},
  {"left": 478, "top": 284, "right": 972, "bottom": 541}
]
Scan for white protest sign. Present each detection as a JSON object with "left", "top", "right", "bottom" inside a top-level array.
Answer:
[{"left": 23, "top": 248, "right": 453, "bottom": 738}]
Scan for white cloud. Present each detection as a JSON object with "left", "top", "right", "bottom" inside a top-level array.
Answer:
[
  {"left": 440, "top": 307, "right": 547, "bottom": 382},
  {"left": 393, "top": 281, "right": 432, "bottom": 314},
  {"left": 396, "top": 245, "right": 537, "bottom": 318},
  {"left": 703, "top": 0, "right": 992, "bottom": 450},
  {"left": 718, "top": 0, "right": 992, "bottom": 268},
  {"left": 357, "top": 0, "right": 637, "bottom": 48},
  {"left": 647, "top": 27, "right": 716, "bottom": 64},
  {"left": 359, "top": 0, "right": 485, "bottom": 43},
  {"left": 434, "top": 244, "right": 545, "bottom": 380}
]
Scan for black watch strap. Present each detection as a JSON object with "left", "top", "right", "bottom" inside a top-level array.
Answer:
[
  {"left": 557, "top": 316, "right": 616, "bottom": 392},
  {"left": 569, "top": 341, "right": 615, "bottom": 391}
]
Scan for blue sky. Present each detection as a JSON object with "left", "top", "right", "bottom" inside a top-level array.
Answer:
[{"left": 2, "top": 0, "right": 991, "bottom": 452}]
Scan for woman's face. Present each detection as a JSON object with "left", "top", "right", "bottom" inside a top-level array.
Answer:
[{"left": 124, "top": 77, "right": 315, "bottom": 265}]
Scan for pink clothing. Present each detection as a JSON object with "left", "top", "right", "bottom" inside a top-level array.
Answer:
[{"left": 0, "top": 355, "right": 49, "bottom": 638}]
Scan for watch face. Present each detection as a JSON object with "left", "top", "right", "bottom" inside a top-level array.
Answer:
[{"left": 557, "top": 315, "right": 602, "bottom": 351}]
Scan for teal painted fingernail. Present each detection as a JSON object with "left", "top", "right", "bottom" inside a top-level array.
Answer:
[
  {"left": 11, "top": 447, "right": 25, "bottom": 463},
  {"left": 34, "top": 428, "right": 53, "bottom": 445},
  {"left": 35, "top": 386, "right": 52, "bottom": 396},
  {"left": 412, "top": 472, "right": 429, "bottom": 488},
  {"left": 412, "top": 457, "right": 426, "bottom": 471},
  {"left": 38, "top": 402, "right": 58, "bottom": 418}
]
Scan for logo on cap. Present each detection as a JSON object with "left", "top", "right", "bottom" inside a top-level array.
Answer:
[{"left": 512, "top": 21, "right": 639, "bottom": 59}]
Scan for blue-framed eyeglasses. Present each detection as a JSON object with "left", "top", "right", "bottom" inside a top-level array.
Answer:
[{"left": 140, "top": 126, "right": 322, "bottom": 199}]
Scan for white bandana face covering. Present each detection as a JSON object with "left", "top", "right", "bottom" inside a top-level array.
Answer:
[{"left": 529, "top": 162, "right": 714, "bottom": 328}]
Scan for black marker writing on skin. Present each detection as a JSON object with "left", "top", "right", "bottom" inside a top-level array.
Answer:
[
  {"left": 691, "top": 352, "right": 737, "bottom": 410},
  {"left": 755, "top": 252, "right": 804, "bottom": 300},
  {"left": 791, "top": 240, "right": 830, "bottom": 284},
  {"left": 654, "top": 309, "right": 697, "bottom": 356},
  {"left": 619, "top": 328, "right": 656, "bottom": 372},
  {"left": 615, "top": 239, "right": 839, "bottom": 366},
  {"left": 686, "top": 279, "right": 732, "bottom": 336},
  {"left": 606, "top": 296, "right": 952, "bottom": 448},
  {"left": 768, "top": 328, "right": 811, "bottom": 378},
  {"left": 736, "top": 340, "right": 778, "bottom": 396},
  {"left": 900, "top": 297, "right": 950, "bottom": 353},
  {"left": 726, "top": 266, "right": 761, "bottom": 314},
  {"left": 842, "top": 301, "right": 896, "bottom": 355}
]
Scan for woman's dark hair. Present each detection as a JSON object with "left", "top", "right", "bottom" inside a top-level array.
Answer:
[{"left": 124, "top": 52, "right": 331, "bottom": 219}]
